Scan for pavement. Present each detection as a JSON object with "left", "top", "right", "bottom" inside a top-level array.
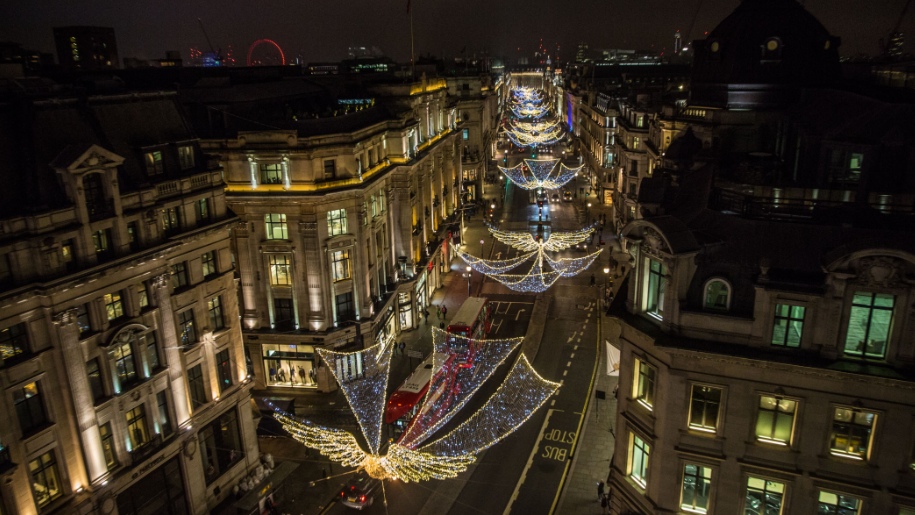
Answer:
[{"left": 234, "top": 175, "right": 629, "bottom": 515}]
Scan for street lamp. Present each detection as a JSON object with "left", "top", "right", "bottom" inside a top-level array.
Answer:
[
  {"left": 603, "top": 266, "right": 610, "bottom": 310},
  {"left": 587, "top": 202, "right": 592, "bottom": 222},
  {"left": 465, "top": 266, "right": 472, "bottom": 295},
  {"left": 480, "top": 239, "right": 485, "bottom": 256}
]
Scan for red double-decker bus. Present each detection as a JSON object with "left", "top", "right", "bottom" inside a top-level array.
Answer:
[{"left": 445, "top": 296, "right": 492, "bottom": 339}]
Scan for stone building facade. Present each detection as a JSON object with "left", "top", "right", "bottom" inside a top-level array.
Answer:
[{"left": 0, "top": 92, "right": 257, "bottom": 515}]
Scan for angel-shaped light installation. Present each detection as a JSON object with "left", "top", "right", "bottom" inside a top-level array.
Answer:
[
  {"left": 498, "top": 158, "right": 585, "bottom": 190},
  {"left": 456, "top": 223, "right": 603, "bottom": 293},
  {"left": 272, "top": 328, "right": 559, "bottom": 482},
  {"left": 503, "top": 119, "right": 565, "bottom": 147}
]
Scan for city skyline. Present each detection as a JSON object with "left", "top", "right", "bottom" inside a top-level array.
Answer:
[{"left": 2, "top": 0, "right": 913, "bottom": 65}]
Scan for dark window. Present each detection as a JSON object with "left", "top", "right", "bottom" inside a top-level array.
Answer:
[
  {"left": 28, "top": 451, "right": 62, "bottom": 508},
  {"left": 61, "top": 239, "right": 77, "bottom": 272},
  {"left": 273, "top": 298, "right": 294, "bottom": 330},
  {"left": 137, "top": 282, "right": 149, "bottom": 309},
  {"left": 177, "top": 145, "right": 195, "bottom": 170},
  {"left": 201, "top": 251, "right": 217, "bottom": 278},
  {"left": 161, "top": 207, "right": 180, "bottom": 237},
  {"left": 323, "top": 159, "right": 336, "bottom": 180},
  {"left": 145, "top": 151, "right": 164, "bottom": 176},
  {"left": 187, "top": 365, "right": 207, "bottom": 410},
  {"left": 335, "top": 292, "right": 355, "bottom": 322},
  {"left": 178, "top": 310, "right": 196, "bottom": 346},
  {"left": 93, "top": 228, "right": 113, "bottom": 261},
  {"left": 688, "top": 385, "right": 721, "bottom": 432},
  {"left": 87, "top": 358, "right": 104, "bottom": 402},
  {"left": 0, "top": 322, "right": 30, "bottom": 365},
  {"left": 76, "top": 304, "right": 92, "bottom": 336},
  {"left": 114, "top": 341, "right": 137, "bottom": 386},
  {"left": 100, "top": 422, "right": 118, "bottom": 470},
  {"left": 146, "top": 331, "right": 160, "bottom": 371},
  {"left": 127, "top": 222, "right": 140, "bottom": 252},
  {"left": 195, "top": 198, "right": 210, "bottom": 224},
  {"left": 199, "top": 408, "right": 243, "bottom": 484},
  {"left": 171, "top": 262, "right": 189, "bottom": 290},
  {"left": 84, "top": 173, "right": 108, "bottom": 219},
  {"left": 14, "top": 381, "right": 47, "bottom": 434},
  {"left": 157, "top": 390, "right": 173, "bottom": 438},
  {"left": 216, "top": 349, "right": 233, "bottom": 392},
  {"left": 207, "top": 296, "right": 224, "bottom": 332},
  {"left": 116, "top": 457, "right": 187, "bottom": 515}
]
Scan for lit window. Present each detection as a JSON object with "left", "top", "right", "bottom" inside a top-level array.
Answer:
[
  {"left": 829, "top": 407, "right": 877, "bottom": 460},
  {"left": 161, "top": 207, "right": 180, "bottom": 236},
  {"left": 125, "top": 405, "right": 149, "bottom": 450},
  {"left": 260, "top": 163, "right": 283, "bottom": 184},
  {"left": 703, "top": 279, "right": 730, "bottom": 311},
  {"left": 145, "top": 151, "right": 164, "bottom": 175},
  {"left": 93, "top": 228, "right": 113, "bottom": 259},
  {"left": 688, "top": 385, "right": 721, "bottom": 433},
  {"left": 99, "top": 422, "right": 118, "bottom": 470},
  {"left": 331, "top": 249, "right": 352, "bottom": 282},
  {"left": 28, "top": 451, "right": 62, "bottom": 507},
  {"left": 745, "top": 476, "right": 785, "bottom": 515},
  {"left": 818, "top": 490, "right": 861, "bottom": 514},
  {"left": 201, "top": 250, "right": 217, "bottom": 278},
  {"left": 0, "top": 322, "right": 29, "bottom": 363},
  {"left": 680, "top": 463, "right": 712, "bottom": 513},
  {"left": 628, "top": 433, "right": 650, "bottom": 489},
  {"left": 755, "top": 395, "right": 797, "bottom": 445},
  {"left": 844, "top": 292, "right": 894, "bottom": 359},
  {"left": 772, "top": 304, "right": 805, "bottom": 347},
  {"left": 196, "top": 198, "right": 210, "bottom": 223},
  {"left": 104, "top": 291, "right": 124, "bottom": 321},
  {"left": 328, "top": 209, "right": 348, "bottom": 237},
  {"left": 268, "top": 255, "right": 292, "bottom": 286},
  {"left": 178, "top": 309, "right": 196, "bottom": 345},
  {"left": 178, "top": 145, "right": 195, "bottom": 170},
  {"left": 462, "top": 128, "right": 469, "bottom": 140},
  {"left": 643, "top": 257, "right": 667, "bottom": 318},
  {"left": 264, "top": 213, "right": 288, "bottom": 240},
  {"left": 632, "top": 358, "right": 656, "bottom": 410}
]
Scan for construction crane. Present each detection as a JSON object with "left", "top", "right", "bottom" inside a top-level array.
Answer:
[
  {"left": 197, "top": 18, "right": 223, "bottom": 66},
  {"left": 882, "top": 0, "right": 912, "bottom": 59}
]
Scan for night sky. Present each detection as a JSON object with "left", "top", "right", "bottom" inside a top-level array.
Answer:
[{"left": 2, "top": 0, "right": 912, "bottom": 64}]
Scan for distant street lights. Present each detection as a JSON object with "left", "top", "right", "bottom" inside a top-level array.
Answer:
[{"left": 587, "top": 202, "right": 592, "bottom": 222}]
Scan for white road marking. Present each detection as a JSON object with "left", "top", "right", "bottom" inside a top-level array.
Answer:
[
  {"left": 563, "top": 370, "right": 568, "bottom": 377},
  {"left": 504, "top": 409, "right": 559, "bottom": 514},
  {"left": 570, "top": 353, "right": 575, "bottom": 359},
  {"left": 566, "top": 361, "right": 571, "bottom": 368}
]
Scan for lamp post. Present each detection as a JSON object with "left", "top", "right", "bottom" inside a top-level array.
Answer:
[
  {"left": 465, "top": 266, "right": 472, "bottom": 295},
  {"left": 480, "top": 238, "right": 485, "bottom": 257},
  {"left": 603, "top": 266, "right": 610, "bottom": 312},
  {"left": 587, "top": 202, "right": 592, "bottom": 223}
]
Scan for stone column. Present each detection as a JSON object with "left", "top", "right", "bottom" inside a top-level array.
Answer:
[
  {"left": 54, "top": 309, "right": 107, "bottom": 483},
  {"left": 152, "top": 273, "right": 190, "bottom": 426}
]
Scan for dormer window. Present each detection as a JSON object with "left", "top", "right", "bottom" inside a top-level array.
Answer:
[
  {"left": 843, "top": 292, "right": 894, "bottom": 360},
  {"left": 83, "top": 173, "right": 108, "bottom": 219},
  {"left": 145, "top": 150, "right": 164, "bottom": 176},
  {"left": 703, "top": 279, "right": 731, "bottom": 311},
  {"left": 177, "top": 145, "right": 195, "bottom": 170}
]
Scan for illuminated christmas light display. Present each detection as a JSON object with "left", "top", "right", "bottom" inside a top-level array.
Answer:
[
  {"left": 271, "top": 333, "right": 559, "bottom": 483},
  {"left": 502, "top": 120, "right": 565, "bottom": 147},
  {"left": 456, "top": 224, "right": 603, "bottom": 293},
  {"left": 498, "top": 158, "right": 585, "bottom": 190}
]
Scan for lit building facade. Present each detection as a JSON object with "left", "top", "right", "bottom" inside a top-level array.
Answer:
[
  {"left": 196, "top": 78, "right": 463, "bottom": 393},
  {"left": 53, "top": 26, "right": 119, "bottom": 70},
  {"left": 608, "top": 1, "right": 915, "bottom": 514},
  {"left": 0, "top": 92, "right": 257, "bottom": 514}
]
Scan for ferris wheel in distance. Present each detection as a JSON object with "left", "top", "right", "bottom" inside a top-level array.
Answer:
[{"left": 247, "top": 39, "right": 286, "bottom": 66}]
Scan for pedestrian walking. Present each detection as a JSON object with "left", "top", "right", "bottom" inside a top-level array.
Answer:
[
  {"left": 597, "top": 480, "right": 605, "bottom": 502},
  {"left": 399, "top": 341, "right": 406, "bottom": 356},
  {"left": 441, "top": 305, "right": 447, "bottom": 318},
  {"left": 436, "top": 305, "right": 442, "bottom": 320},
  {"left": 590, "top": 274, "right": 596, "bottom": 287},
  {"left": 439, "top": 321, "right": 445, "bottom": 330},
  {"left": 424, "top": 308, "right": 430, "bottom": 324}
]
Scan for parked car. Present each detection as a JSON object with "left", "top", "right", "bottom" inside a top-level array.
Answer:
[{"left": 339, "top": 473, "right": 379, "bottom": 510}]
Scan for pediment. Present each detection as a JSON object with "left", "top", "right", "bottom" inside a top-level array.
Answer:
[{"left": 51, "top": 144, "right": 124, "bottom": 175}]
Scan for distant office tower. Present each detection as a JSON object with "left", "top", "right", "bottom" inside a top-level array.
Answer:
[
  {"left": 53, "top": 26, "right": 119, "bottom": 70},
  {"left": 674, "top": 30, "right": 683, "bottom": 54}
]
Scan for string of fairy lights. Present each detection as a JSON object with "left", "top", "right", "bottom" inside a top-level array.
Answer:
[
  {"left": 398, "top": 328, "right": 523, "bottom": 449},
  {"left": 269, "top": 332, "right": 559, "bottom": 483},
  {"left": 498, "top": 158, "right": 584, "bottom": 190}
]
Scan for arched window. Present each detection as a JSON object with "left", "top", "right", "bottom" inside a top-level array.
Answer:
[{"left": 704, "top": 279, "right": 731, "bottom": 311}]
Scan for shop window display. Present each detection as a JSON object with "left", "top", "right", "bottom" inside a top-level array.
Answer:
[{"left": 263, "top": 344, "right": 317, "bottom": 388}]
